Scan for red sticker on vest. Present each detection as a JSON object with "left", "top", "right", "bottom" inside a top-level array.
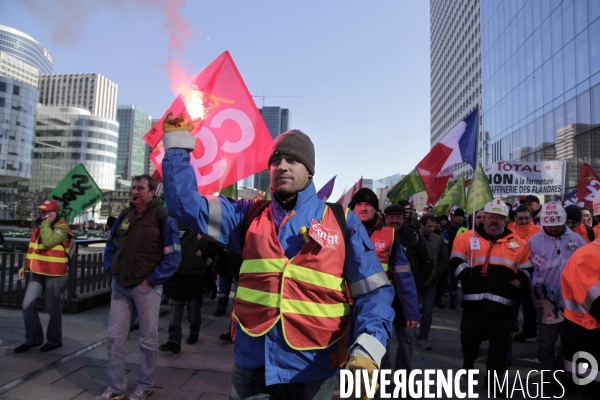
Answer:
[{"left": 309, "top": 219, "right": 340, "bottom": 250}]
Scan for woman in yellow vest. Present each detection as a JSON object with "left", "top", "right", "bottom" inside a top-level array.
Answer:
[{"left": 14, "top": 199, "right": 73, "bottom": 353}]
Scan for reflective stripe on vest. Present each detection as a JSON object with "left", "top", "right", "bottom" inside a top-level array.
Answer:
[
  {"left": 25, "top": 221, "right": 72, "bottom": 276},
  {"left": 463, "top": 292, "right": 513, "bottom": 306},
  {"left": 234, "top": 205, "right": 349, "bottom": 350}
]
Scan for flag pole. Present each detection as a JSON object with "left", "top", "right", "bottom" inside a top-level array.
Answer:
[
  {"left": 471, "top": 104, "right": 481, "bottom": 232},
  {"left": 561, "top": 160, "right": 567, "bottom": 206}
]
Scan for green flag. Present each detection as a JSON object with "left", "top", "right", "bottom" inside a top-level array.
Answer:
[
  {"left": 219, "top": 182, "right": 238, "bottom": 199},
  {"left": 48, "top": 164, "right": 104, "bottom": 223},
  {"left": 466, "top": 163, "right": 494, "bottom": 213},
  {"left": 387, "top": 169, "right": 425, "bottom": 204},
  {"left": 431, "top": 177, "right": 466, "bottom": 216},
  {"left": 263, "top": 190, "right": 271, "bottom": 201}
]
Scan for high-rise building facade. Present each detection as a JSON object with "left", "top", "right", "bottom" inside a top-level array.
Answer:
[
  {"left": 116, "top": 105, "right": 151, "bottom": 180},
  {"left": 0, "top": 24, "right": 53, "bottom": 75},
  {"left": 481, "top": 0, "right": 600, "bottom": 191},
  {"left": 253, "top": 106, "right": 290, "bottom": 191},
  {"left": 430, "top": 0, "right": 482, "bottom": 149},
  {"left": 29, "top": 106, "right": 118, "bottom": 191},
  {"left": 0, "top": 25, "right": 52, "bottom": 216},
  {"left": 38, "top": 73, "right": 118, "bottom": 120}
]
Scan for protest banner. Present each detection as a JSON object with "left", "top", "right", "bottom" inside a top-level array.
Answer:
[
  {"left": 48, "top": 164, "right": 105, "bottom": 223},
  {"left": 483, "top": 161, "right": 564, "bottom": 196}
]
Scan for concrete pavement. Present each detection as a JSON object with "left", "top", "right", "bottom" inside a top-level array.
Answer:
[{"left": 0, "top": 294, "right": 592, "bottom": 399}]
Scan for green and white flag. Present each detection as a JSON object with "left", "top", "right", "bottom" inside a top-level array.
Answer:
[
  {"left": 219, "top": 183, "right": 238, "bottom": 199},
  {"left": 387, "top": 169, "right": 425, "bottom": 204},
  {"left": 48, "top": 164, "right": 104, "bottom": 223},
  {"left": 466, "top": 163, "right": 494, "bottom": 213},
  {"left": 431, "top": 177, "right": 466, "bottom": 216}
]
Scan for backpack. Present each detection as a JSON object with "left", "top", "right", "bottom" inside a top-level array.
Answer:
[{"left": 241, "top": 200, "right": 348, "bottom": 248}]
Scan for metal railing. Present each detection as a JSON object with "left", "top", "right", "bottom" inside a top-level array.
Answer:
[{"left": 0, "top": 238, "right": 110, "bottom": 312}]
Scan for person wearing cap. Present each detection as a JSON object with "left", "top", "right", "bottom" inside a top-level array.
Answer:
[
  {"left": 396, "top": 199, "right": 419, "bottom": 228},
  {"left": 14, "top": 199, "right": 73, "bottom": 354},
  {"left": 450, "top": 200, "right": 533, "bottom": 386},
  {"left": 98, "top": 174, "right": 181, "bottom": 400},
  {"left": 520, "top": 195, "right": 542, "bottom": 225},
  {"left": 160, "top": 116, "right": 394, "bottom": 399},
  {"left": 441, "top": 208, "right": 466, "bottom": 309},
  {"left": 561, "top": 229, "right": 600, "bottom": 396},
  {"left": 564, "top": 205, "right": 594, "bottom": 243},
  {"left": 527, "top": 201, "right": 586, "bottom": 395},
  {"left": 349, "top": 189, "right": 419, "bottom": 374},
  {"left": 511, "top": 205, "right": 542, "bottom": 343}
]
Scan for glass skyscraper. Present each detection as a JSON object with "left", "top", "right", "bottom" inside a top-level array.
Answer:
[
  {"left": 481, "top": 0, "right": 600, "bottom": 191},
  {"left": 253, "top": 106, "right": 290, "bottom": 192},
  {"left": 116, "top": 105, "right": 151, "bottom": 181},
  {"left": 0, "top": 24, "right": 53, "bottom": 75}
]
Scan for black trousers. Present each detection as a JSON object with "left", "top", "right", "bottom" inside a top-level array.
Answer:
[{"left": 460, "top": 307, "right": 512, "bottom": 375}]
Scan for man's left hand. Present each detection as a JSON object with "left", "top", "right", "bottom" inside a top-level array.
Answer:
[
  {"left": 140, "top": 279, "right": 150, "bottom": 287},
  {"left": 510, "top": 279, "right": 521, "bottom": 289}
]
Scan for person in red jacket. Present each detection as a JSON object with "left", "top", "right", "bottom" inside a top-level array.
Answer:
[{"left": 14, "top": 199, "right": 73, "bottom": 353}]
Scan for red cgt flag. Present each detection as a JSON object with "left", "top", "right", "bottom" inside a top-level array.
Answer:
[
  {"left": 575, "top": 163, "right": 600, "bottom": 210},
  {"left": 143, "top": 51, "right": 273, "bottom": 194}
]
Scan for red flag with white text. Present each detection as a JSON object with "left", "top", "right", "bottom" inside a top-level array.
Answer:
[
  {"left": 337, "top": 178, "right": 363, "bottom": 208},
  {"left": 575, "top": 163, "right": 600, "bottom": 210},
  {"left": 143, "top": 51, "right": 272, "bottom": 194}
]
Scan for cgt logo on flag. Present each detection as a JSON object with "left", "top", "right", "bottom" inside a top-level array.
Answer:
[
  {"left": 143, "top": 51, "right": 273, "bottom": 194},
  {"left": 546, "top": 202, "right": 557, "bottom": 210}
]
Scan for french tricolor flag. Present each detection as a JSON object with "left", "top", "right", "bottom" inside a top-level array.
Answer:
[{"left": 416, "top": 109, "right": 478, "bottom": 204}]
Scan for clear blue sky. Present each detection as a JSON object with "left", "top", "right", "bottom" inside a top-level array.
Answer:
[{"left": 1, "top": 0, "right": 432, "bottom": 199}]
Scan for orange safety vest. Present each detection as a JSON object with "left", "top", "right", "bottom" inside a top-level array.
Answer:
[
  {"left": 370, "top": 226, "right": 394, "bottom": 279},
  {"left": 25, "top": 220, "right": 73, "bottom": 276},
  {"left": 513, "top": 221, "right": 542, "bottom": 243},
  {"left": 562, "top": 240, "right": 600, "bottom": 330},
  {"left": 234, "top": 206, "right": 349, "bottom": 351},
  {"left": 571, "top": 223, "right": 590, "bottom": 243}
]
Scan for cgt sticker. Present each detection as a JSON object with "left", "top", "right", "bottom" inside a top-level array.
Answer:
[{"left": 308, "top": 219, "right": 340, "bottom": 250}]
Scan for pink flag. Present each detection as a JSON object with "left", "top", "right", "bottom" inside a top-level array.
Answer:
[
  {"left": 143, "top": 51, "right": 273, "bottom": 194},
  {"left": 337, "top": 178, "right": 363, "bottom": 208}
]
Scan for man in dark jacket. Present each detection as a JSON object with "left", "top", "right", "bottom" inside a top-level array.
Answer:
[
  {"left": 384, "top": 203, "right": 432, "bottom": 373},
  {"left": 99, "top": 175, "right": 181, "bottom": 400},
  {"left": 417, "top": 215, "right": 449, "bottom": 350},
  {"left": 441, "top": 207, "right": 466, "bottom": 309},
  {"left": 159, "top": 224, "right": 212, "bottom": 353}
]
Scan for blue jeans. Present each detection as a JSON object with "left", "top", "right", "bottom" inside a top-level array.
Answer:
[
  {"left": 229, "top": 364, "right": 338, "bottom": 400},
  {"left": 168, "top": 298, "right": 201, "bottom": 344},
  {"left": 217, "top": 275, "right": 233, "bottom": 311},
  {"left": 417, "top": 285, "right": 437, "bottom": 340},
  {"left": 22, "top": 273, "right": 66, "bottom": 346},
  {"left": 106, "top": 280, "right": 162, "bottom": 394}
]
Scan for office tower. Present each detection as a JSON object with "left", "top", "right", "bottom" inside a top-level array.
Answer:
[
  {"left": 38, "top": 73, "right": 118, "bottom": 120},
  {"left": 253, "top": 106, "right": 290, "bottom": 191},
  {"left": 0, "top": 25, "right": 53, "bottom": 217},
  {"left": 480, "top": 0, "right": 600, "bottom": 191},
  {"left": 0, "top": 24, "right": 53, "bottom": 75},
  {"left": 430, "top": 0, "right": 482, "bottom": 155},
  {"left": 29, "top": 106, "right": 118, "bottom": 192},
  {"left": 116, "top": 105, "right": 151, "bottom": 180}
]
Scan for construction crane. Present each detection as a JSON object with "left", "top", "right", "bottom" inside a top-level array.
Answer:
[{"left": 252, "top": 92, "right": 303, "bottom": 107}]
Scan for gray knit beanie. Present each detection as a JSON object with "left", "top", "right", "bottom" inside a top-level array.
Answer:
[{"left": 268, "top": 130, "right": 315, "bottom": 175}]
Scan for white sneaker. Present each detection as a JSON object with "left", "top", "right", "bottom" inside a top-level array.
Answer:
[
  {"left": 419, "top": 338, "right": 432, "bottom": 350},
  {"left": 95, "top": 390, "right": 126, "bottom": 400},
  {"left": 128, "top": 388, "right": 153, "bottom": 400}
]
